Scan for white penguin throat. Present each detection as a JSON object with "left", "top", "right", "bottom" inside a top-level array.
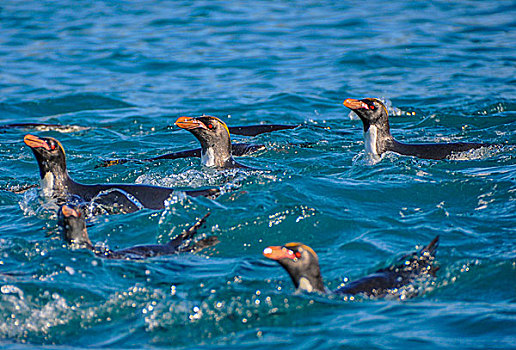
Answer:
[
  {"left": 201, "top": 147, "right": 216, "bottom": 167},
  {"left": 40, "top": 172, "right": 55, "bottom": 197},
  {"left": 298, "top": 277, "right": 314, "bottom": 293},
  {"left": 201, "top": 147, "right": 231, "bottom": 167},
  {"left": 364, "top": 125, "right": 379, "bottom": 156}
]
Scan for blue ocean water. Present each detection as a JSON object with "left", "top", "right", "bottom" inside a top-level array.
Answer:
[{"left": 1, "top": 0, "right": 515, "bottom": 348}]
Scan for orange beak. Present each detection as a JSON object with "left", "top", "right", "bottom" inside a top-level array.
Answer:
[
  {"left": 175, "top": 116, "right": 207, "bottom": 130},
  {"left": 24, "top": 134, "right": 51, "bottom": 150},
  {"left": 263, "top": 246, "right": 296, "bottom": 260},
  {"left": 343, "top": 98, "right": 370, "bottom": 110},
  {"left": 61, "top": 205, "right": 80, "bottom": 218}
]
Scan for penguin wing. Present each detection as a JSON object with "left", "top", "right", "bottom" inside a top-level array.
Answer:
[
  {"left": 96, "top": 149, "right": 202, "bottom": 168},
  {"left": 229, "top": 124, "right": 299, "bottom": 136}
]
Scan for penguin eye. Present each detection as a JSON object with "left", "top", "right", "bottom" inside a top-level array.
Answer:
[
  {"left": 295, "top": 252, "right": 301, "bottom": 259},
  {"left": 369, "top": 105, "right": 375, "bottom": 110},
  {"left": 207, "top": 124, "right": 214, "bottom": 129},
  {"left": 50, "top": 143, "right": 56, "bottom": 150}
]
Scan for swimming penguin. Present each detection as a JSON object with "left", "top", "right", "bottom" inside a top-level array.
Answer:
[
  {"left": 175, "top": 116, "right": 249, "bottom": 169},
  {"left": 24, "top": 134, "right": 219, "bottom": 213},
  {"left": 343, "top": 98, "right": 488, "bottom": 160},
  {"left": 96, "top": 120, "right": 300, "bottom": 168},
  {"left": 263, "top": 236, "right": 439, "bottom": 298},
  {"left": 58, "top": 204, "right": 218, "bottom": 259}
]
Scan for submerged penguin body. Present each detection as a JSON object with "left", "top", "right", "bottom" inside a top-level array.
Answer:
[
  {"left": 264, "top": 236, "right": 439, "bottom": 298},
  {"left": 58, "top": 205, "right": 218, "bottom": 259},
  {"left": 24, "top": 134, "right": 218, "bottom": 213}
]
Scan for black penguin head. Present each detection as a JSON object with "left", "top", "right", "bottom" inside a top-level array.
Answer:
[
  {"left": 57, "top": 204, "right": 92, "bottom": 248},
  {"left": 175, "top": 116, "right": 233, "bottom": 167},
  {"left": 263, "top": 242, "right": 326, "bottom": 293},
  {"left": 343, "top": 98, "right": 390, "bottom": 132},
  {"left": 24, "top": 134, "right": 67, "bottom": 180}
]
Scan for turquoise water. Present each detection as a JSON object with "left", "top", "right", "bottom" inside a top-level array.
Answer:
[{"left": 1, "top": 1, "right": 515, "bottom": 348}]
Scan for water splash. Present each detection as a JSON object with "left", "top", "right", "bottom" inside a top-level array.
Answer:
[
  {"left": 135, "top": 168, "right": 250, "bottom": 188},
  {"left": 87, "top": 188, "right": 145, "bottom": 214},
  {"left": 351, "top": 150, "right": 383, "bottom": 166},
  {"left": 1, "top": 285, "right": 25, "bottom": 299},
  {"left": 134, "top": 167, "right": 267, "bottom": 199},
  {"left": 447, "top": 145, "right": 507, "bottom": 161},
  {"left": 0, "top": 289, "right": 72, "bottom": 342},
  {"left": 0, "top": 123, "right": 90, "bottom": 133},
  {"left": 18, "top": 188, "right": 60, "bottom": 218}
]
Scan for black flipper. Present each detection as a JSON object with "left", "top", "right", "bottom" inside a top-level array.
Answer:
[
  {"left": 417, "top": 235, "right": 440, "bottom": 277},
  {"left": 169, "top": 212, "right": 211, "bottom": 244},
  {"left": 96, "top": 143, "right": 263, "bottom": 168},
  {"left": 166, "top": 213, "right": 219, "bottom": 253},
  {"left": 421, "top": 235, "right": 439, "bottom": 255},
  {"left": 95, "top": 148, "right": 201, "bottom": 168},
  {"left": 95, "top": 158, "right": 142, "bottom": 168},
  {"left": 146, "top": 149, "right": 202, "bottom": 160},
  {"left": 231, "top": 143, "right": 266, "bottom": 156},
  {"left": 228, "top": 124, "right": 300, "bottom": 136},
  {"left": 390, "top": 141, "right": 487, "bottom": 160},
  {"left": 186, "top": 236, "right": 220, "bottom": 253},
  {"left": 335, "top": 236, "right": 440, "bottom": 297},
  {"left": 2, "top": 183, "right": 38, "bottom": 194},
  {"left": 394, "top": 235, "right": 440, "bottom": 262},
  {"left": 184, "top": 188, "right": 220, "bottom": 199},
  {"left": 229, "top": 124, "right": 331, "bottom": 136}
]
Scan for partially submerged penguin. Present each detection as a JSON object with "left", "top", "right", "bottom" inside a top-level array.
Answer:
[
  {"left": 175, "top": 116, "right": 247, "bottom": 169},
  {"left": 263, "top": 236, "right": 439, "bottom": 298},
  {"left": 343, "top": 98, "right": 488, "bottom": 160},
  {"left": 24, "top": 134, "right": 219, "bottom": 213},
  {"left": 98, "top": 119, "right": 300, "bottom": 168},
  {"left": 58, "top": 204, "right": 218, "bottom": 259}
]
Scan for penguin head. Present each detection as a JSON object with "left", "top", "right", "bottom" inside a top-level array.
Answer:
[
  {"left": 24, "top": 134, "right": 67, "bottom": 179},
  {"left": 175, "top": 116, "right": 233, "bottom": 167},
  {"left": 263, "top": 242, "right": 326, "bottom": 293},
  {"left": 343, "top": 98, "right": 389, "bottom": 132},
  {"left": 58, "top": 204, "right": 92, "bottom": 248}
]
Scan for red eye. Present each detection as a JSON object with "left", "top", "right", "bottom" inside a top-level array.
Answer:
[
  {"left": 295, "top": 252, "right": 301, "bottom": 259},
  {"left": 51, "top": 144, "right": 56, "bottom": 150},
  {"left": 207, "top": 124, "right": 213, "bottom": 129},
  {"left": 370, "top": 105, "right": 375, "bottom": 110}
]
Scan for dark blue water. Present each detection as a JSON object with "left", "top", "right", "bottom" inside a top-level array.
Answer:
[{"left": 1, "top": 1, "right": 515, "bottom": 348}]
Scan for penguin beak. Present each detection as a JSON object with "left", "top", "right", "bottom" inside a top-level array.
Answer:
[
  {"left": 343, "top": 98, "right": 370, "bottom": 110},
  {"left": 263, "top": 246, "right": 296, "bottom": 260},
  {"left": 175, "top": 117, "right": 207, "bottom": 130},
  {"left": 61, "top": 205, "right": 80, "bottom": 218},
  {"left": 24, "top": 134, "right": 51, "bottom": 150}
]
